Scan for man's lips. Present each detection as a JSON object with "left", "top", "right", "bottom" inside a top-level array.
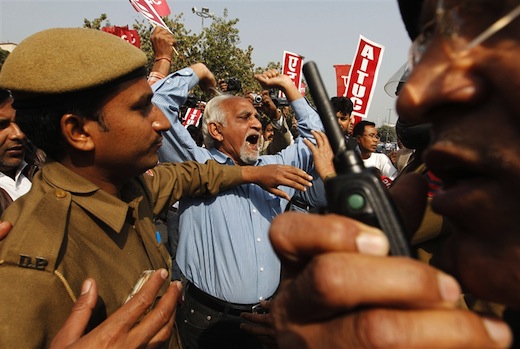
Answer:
[
  {"left": 5, "top": 145, "right": 24, "bottom": 156},
  {"left": 424, "top": 143, "right": 489, "bottom": 188},
  {"left": 423, "top": 142, "right": 496, "bottom": 217}
]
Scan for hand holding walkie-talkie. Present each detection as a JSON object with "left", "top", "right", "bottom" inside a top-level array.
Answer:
[{"left": 302, "top": 61, "right": 412, "bottom": 257}]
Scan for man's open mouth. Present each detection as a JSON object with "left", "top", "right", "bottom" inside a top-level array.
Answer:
[{"left": 246, "top": 134, "right": 260, "bottom": 145}]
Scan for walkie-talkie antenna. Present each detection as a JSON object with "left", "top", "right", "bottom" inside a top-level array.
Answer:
[
  {"left": 303, "top": 60, "right": 412, "bottom": 257},
  {"left": 302, "top": 61, "right": 363, "bottom": 174}
]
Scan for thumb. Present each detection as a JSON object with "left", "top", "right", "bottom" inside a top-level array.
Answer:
[
  {"left": 0, "top": 221, "right": 12, "bottom": 240},
  {"left": 50, "top": 279, "right": 98, "bottom": 349}
]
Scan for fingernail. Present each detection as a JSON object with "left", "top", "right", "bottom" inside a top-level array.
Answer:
[
  {"left": 436, "top": 273, "right": 460, "bottom": 303},
  {"left": 482, "top": 318, "right": 512, "bottom": 347},
  {"left": 355, "top": 232, "right": 389, "bottom": 256},
  {"left": 81, "top": 279, "right": 92, "bottom": 295},
  {"left": 159, "top": 269, "right": 168, "bottom": 279},
  {"left": 172, "top": 280, "right": 182, "bottom": 291}
]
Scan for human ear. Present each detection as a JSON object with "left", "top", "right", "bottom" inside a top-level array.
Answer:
[
  {"left": 60, "top": 114, "right": 95, "bottom": 152},
  {"left": 208, "top": 122, "right": 224, "bottom": 142}
]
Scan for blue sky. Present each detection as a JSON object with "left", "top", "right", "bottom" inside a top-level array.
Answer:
[{"left": 0, "top": 0, "right": 412, "bottom": 125}]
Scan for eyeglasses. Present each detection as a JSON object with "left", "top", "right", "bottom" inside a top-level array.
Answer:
[
  {"left": 362, "top": 133, "right": 380, "bottom": 140},
  {"left": 409, "top": 0, "right": 520, "bottom": 70}
]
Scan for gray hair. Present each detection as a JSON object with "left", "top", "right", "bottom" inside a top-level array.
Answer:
[{"left": 201, "top": 93, "right": 235, "bottom": 149}]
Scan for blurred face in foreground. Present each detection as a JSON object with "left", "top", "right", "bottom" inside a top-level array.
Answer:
[{"left": 397, "top": 0, "right": 520, "bottom": 306}]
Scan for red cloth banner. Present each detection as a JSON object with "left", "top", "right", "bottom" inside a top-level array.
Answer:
[
  {"left": 102, "top": 26, "right": 141, "bottom": 48},
  {"left": 333, "top": 64, "right": 351, "bottom": 97},
  {"left": 149, "top": 0, "right": 170, "bottom": 17},
  {"left": 183, "top": 108, "right": 203, "bottom": 127},
  {"left": 129, "top": 0, "right": 172, "bottom": 33},
  {"left": 281, "top": 51, "right": 304, "bottom": 99},
  {"left": 345, "top": 35, "right": 385, "bottom": 119}
]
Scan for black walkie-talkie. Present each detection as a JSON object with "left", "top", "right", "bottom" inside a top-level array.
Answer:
[{"left": 302, "top": 61, "right": 412, "bottom": 257}]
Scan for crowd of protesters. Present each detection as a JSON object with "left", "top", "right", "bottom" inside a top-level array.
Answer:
[{"left": 2, "top": 0, "right": 520, "bottom": 348}]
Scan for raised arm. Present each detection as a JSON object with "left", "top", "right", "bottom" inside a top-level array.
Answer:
[
  {"left": 254, "top": 70, "right": 323, "bottom": 141},
  {"left": 147, "top": 26, "right": 176, "bottom": 86},
  {"left": 152, "top": 63, "right": 216, "bottom": 163}
]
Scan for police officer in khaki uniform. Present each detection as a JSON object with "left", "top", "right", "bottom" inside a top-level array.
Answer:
[{"left": 0, "top": 28, "right": 312, "bottom": 348}]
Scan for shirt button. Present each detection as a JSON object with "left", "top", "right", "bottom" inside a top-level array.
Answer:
[
  {"left": 256, "top": 238, "right": 261, "bottom": 242},
  {"left": 252, "top": 208, "right": 257, "bottom": 213},
  {"left": 259, "top": 296, "right": 264, "bottom": 301},
  {"left": 54, "top": 189, "right": 67, "bottom": 198},
  {"left": 260, "top": 267, "right": 264, "bottom": 272}
]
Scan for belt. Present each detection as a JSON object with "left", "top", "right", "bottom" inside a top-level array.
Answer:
[
  {"left": 286, "top": 197, "right": 312, "bottom": 212},
  {"left": 186, "top": 283, "right": 268, "bottom": 316}
]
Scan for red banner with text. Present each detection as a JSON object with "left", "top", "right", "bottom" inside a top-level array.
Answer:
[
  {"left": 281, "top": 51, "right": 304, "bottom": 99},
  {"left": 102, "top": 26, "right": 141, "bottom": 48},
  {"left": 183, "top": 108, "right": 203, "bottom": 128},
  {"left": 345, "top": 35, "right": 384, "bottom": 119},
  {"left": 333, "top": 64, "right": 351, "bottom": 97},
  {"left": 129, "top": 0, "right": 172, "bottom": 33}
]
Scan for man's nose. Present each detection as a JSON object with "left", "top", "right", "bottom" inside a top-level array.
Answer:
[
  {"left": 9, "top": 123, "right": 26, "bottom": 140},
  {"left": 151, "top": 106, "right": 171, "bottom": 132},
  {"left": 396, "top": 42, "right": 485, "bottom": 125}
]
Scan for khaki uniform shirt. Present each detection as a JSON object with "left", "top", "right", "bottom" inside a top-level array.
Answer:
[{"left": 0, "top": 160, "right": 242, "bottom": 348}]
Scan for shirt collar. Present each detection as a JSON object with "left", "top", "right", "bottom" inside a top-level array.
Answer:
[{"left": 41, "top": 161, "right": 143, "bottom": 233}]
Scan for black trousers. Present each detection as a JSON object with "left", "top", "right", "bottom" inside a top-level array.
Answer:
[{"left": 176, "top": 286, "right": 266, "bottom": 349}]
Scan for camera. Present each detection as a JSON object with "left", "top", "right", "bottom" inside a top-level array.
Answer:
[
  {"left": 269, "top": 89, "right": 289, "bottom": 107},
  {"left": 226, "top": 77, "right": 242, "bottom": 92},
  {"left": 250, "top": 93, "right": 263, "bottom": 104}
]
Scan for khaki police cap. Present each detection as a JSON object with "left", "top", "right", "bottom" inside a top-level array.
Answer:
[{"left": 0, "top": 27, "right": 147, "bottom": 101}]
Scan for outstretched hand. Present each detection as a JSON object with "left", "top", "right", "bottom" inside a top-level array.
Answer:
[
  {"left": 303, "top": 130, "right": 336, "bottom": 181},
  {"left": 50, "top": 269, "right": 181, "bottom": 349},
  {"left": 242, "top": 164, "right": 312, "bottom": 201}
]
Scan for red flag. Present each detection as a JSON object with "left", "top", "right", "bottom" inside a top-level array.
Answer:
[
  {"left": 149, "top": 0, "right": 170, "bottom": 17},
  {"left": 345, "top": 35, "right": 385, "bottom": 119},
  {"left": 281, "top": 51, "right": 304, "bottom": 99},
  {"left": 183, "top": 108, "right": 203, "bottom": 127},
  {"left": 333, "top": 64, "right": 351, "bottom": 97},
  {"left": 129, "top": 0, "right": 172, "bottom": 33},
  {"left": 102, "top": 26, "right": 141, "bottom": 48},
  {"left": 299, "top": 80, "right": 306, "bottom": 97}
]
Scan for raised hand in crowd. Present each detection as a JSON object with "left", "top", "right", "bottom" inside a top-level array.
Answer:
[
  {"left": 254, "top": 70, "right": 302, "bottom": 102},
  {"left": 50, "top": 270, "right": 181, "bottom": 349},
  {"left": 148, "top": 26, "right": 177, "bottom": 86},
  {"left": 303, "top": 130, "right": 336, "bottom": 181},
  {"left": 260, "top": 90, "right": 280, "bottom": 121}
]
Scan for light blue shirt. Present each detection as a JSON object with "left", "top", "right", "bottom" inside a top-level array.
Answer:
[{"left": 152, "top": 68, "right": 324, "bottom": 303}]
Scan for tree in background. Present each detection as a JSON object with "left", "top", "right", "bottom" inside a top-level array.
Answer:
[
  {"left": 84, "top": 10, "right": 275, "bottom": 100},
  {"left": 0, "top": 49, "right": 9, "bottom": 70},
  {"left": 377, "top": 124, "right": 397, "bottom": 143}
]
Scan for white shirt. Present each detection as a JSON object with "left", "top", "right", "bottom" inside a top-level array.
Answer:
[
  {"left": 363, "top": 153, "right": 398, "bottom": 180},
  {"left": 0, "top": 161, "right": 32, "bottom": 200}
]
